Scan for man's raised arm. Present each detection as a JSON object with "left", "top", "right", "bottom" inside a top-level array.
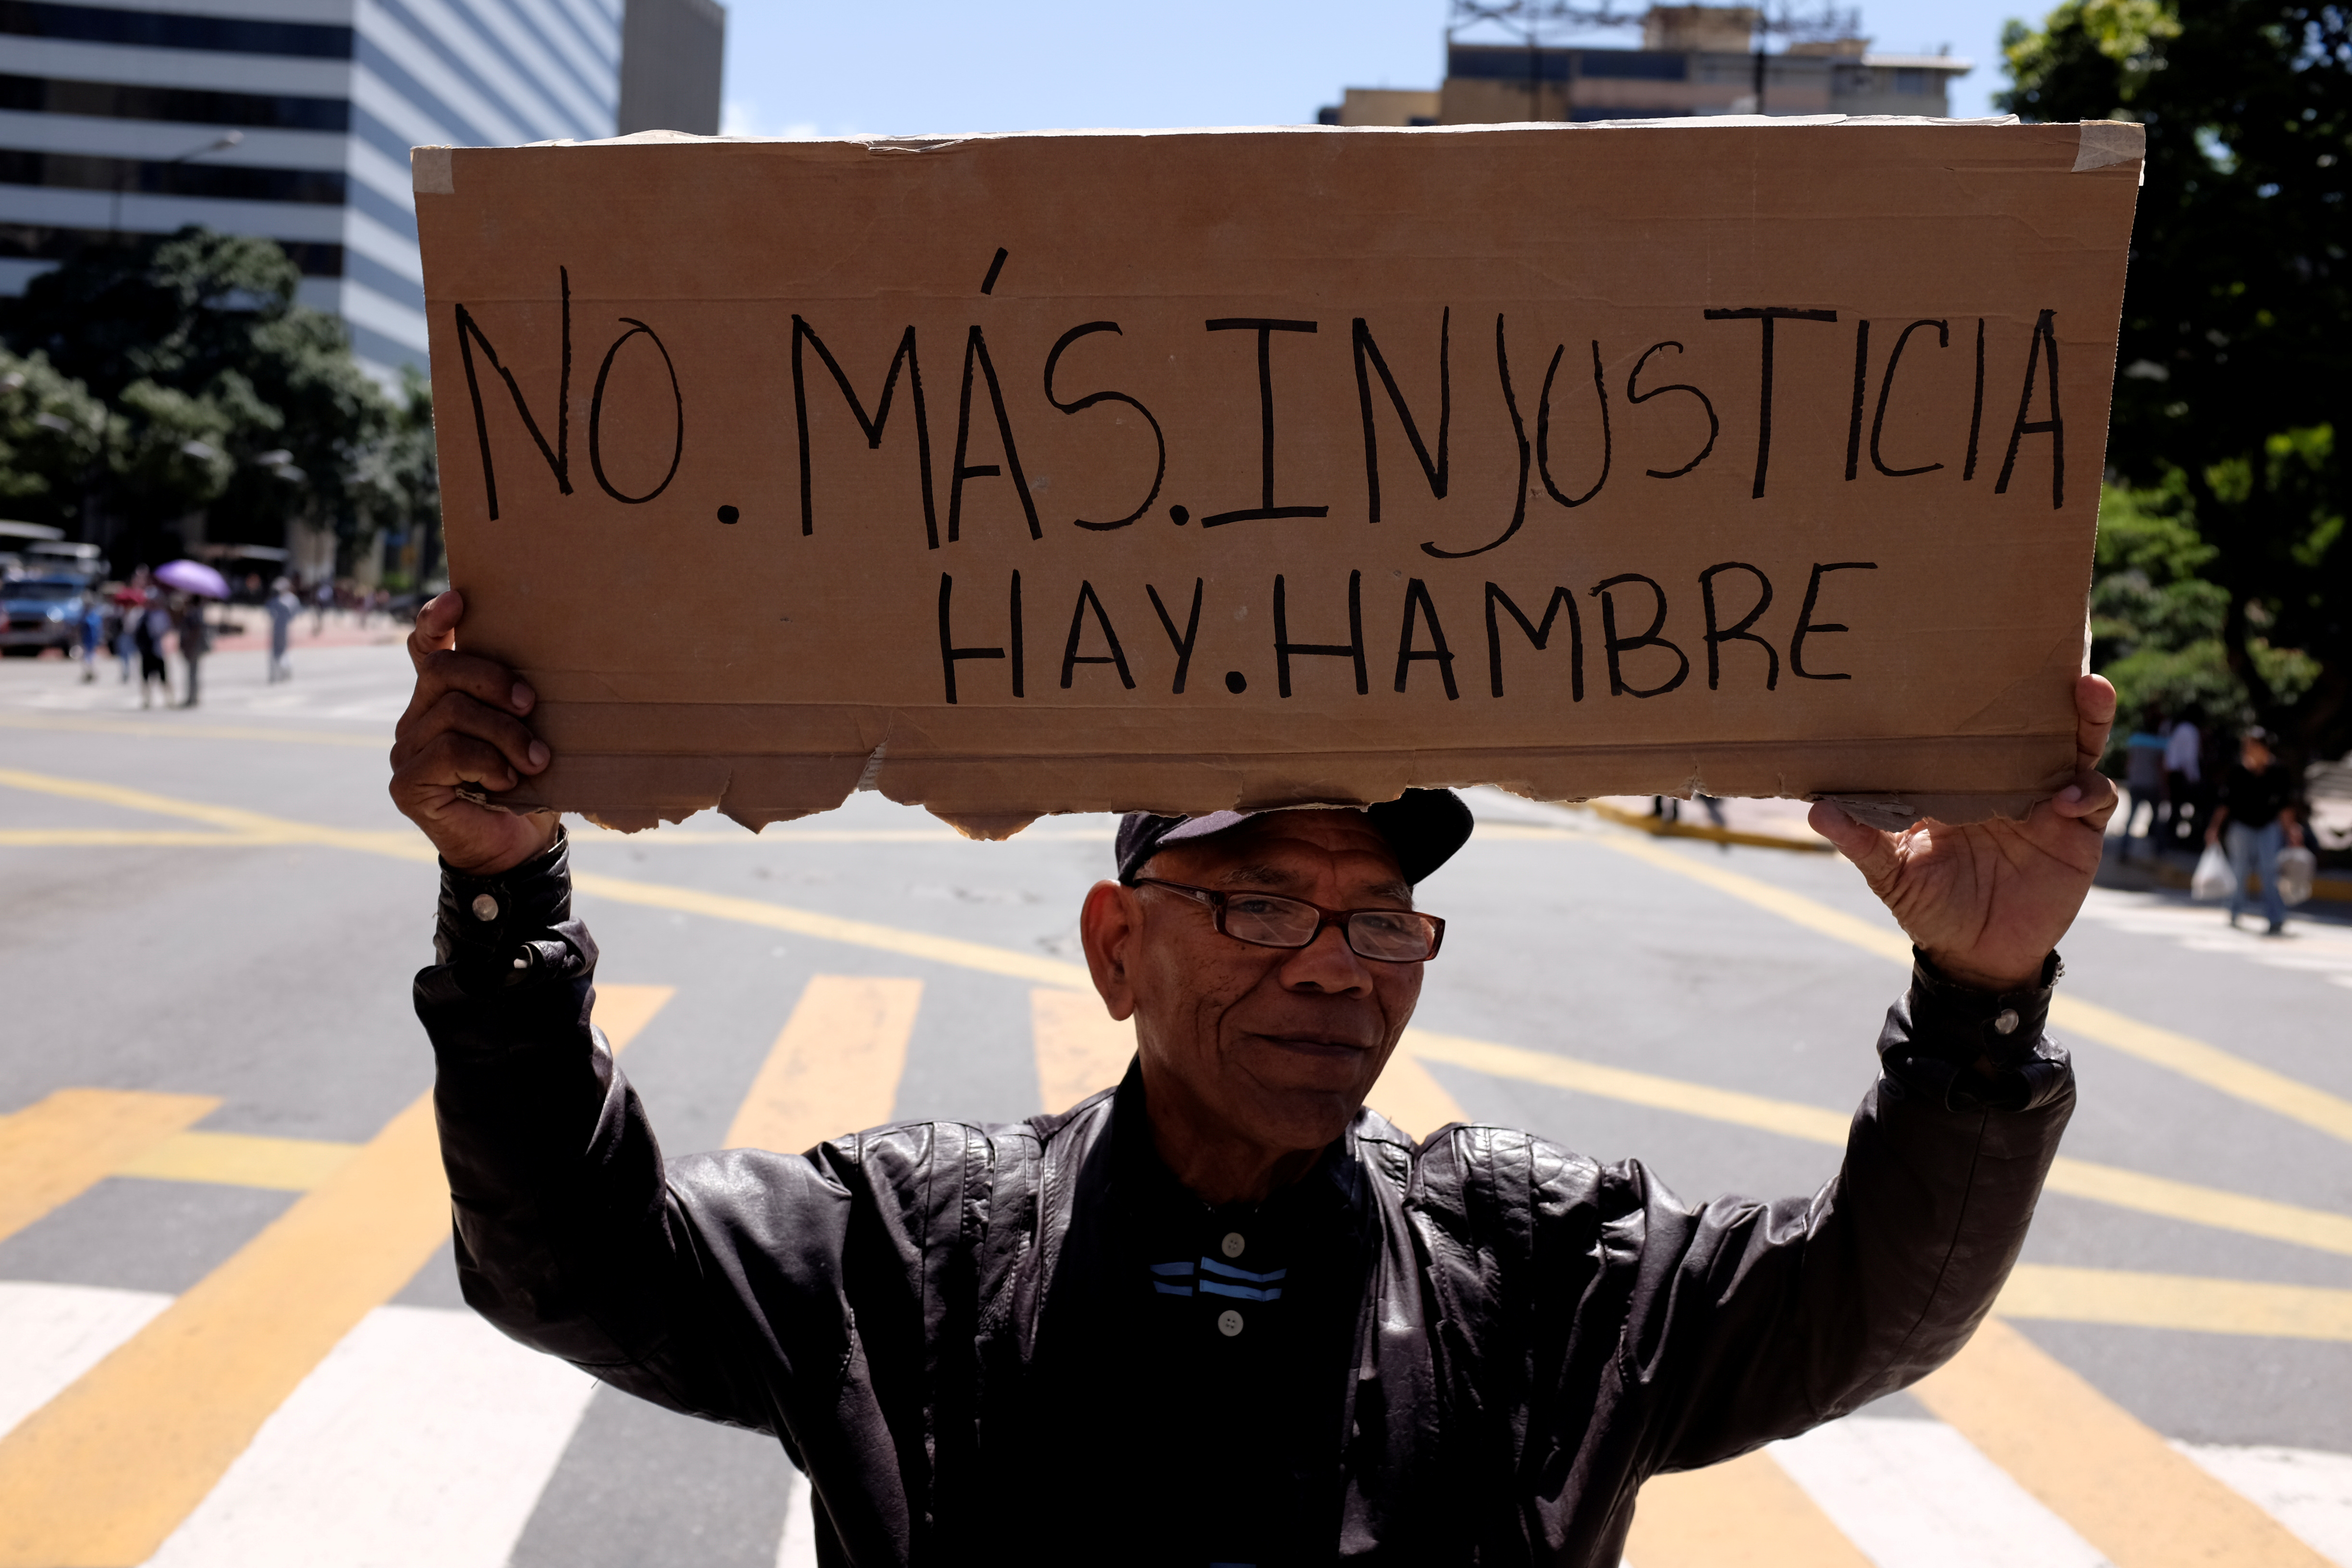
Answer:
[
  {"left": 1619, "top": 677, "right": 2118, "bottom": 1470},
  {"left": 392, "top": 595, "right": 851, "bottom": 1443}
]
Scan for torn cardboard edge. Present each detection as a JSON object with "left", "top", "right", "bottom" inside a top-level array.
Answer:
[
  {"left": 408, "top": 115, "right": 2162, "bottom": 198},
  {"left": 481, "top": 732, "right": 2072, "bottom": 838}
]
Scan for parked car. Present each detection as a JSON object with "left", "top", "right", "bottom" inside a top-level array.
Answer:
[{"left": 0, "top": 576, "right": 88, "bottom": 655}]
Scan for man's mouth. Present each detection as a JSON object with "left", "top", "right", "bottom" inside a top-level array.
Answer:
[{"left": 1256, "top": 1034, "right": 1372, "bottom": 1058}]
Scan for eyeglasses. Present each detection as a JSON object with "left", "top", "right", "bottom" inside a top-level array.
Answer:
[{"left": 1133, "top": 879, "right": 1445, "bottom": 963}]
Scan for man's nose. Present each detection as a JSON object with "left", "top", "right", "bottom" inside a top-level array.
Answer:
[{"left": 1278, "top": 922, "right": 1375, "bottom": 996}]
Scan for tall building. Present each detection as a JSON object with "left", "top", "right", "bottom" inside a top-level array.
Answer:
[
  {"left": 1321, "top": 4, "right": 1969, "bottom": 129},
  {"left": 0, "top": 0, "right": 724, "bottom": 384}
]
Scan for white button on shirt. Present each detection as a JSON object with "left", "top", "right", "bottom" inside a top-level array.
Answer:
[
  {"left": 1221, "top": 1232, "right": 1246, "bottom": 1259},
  {"left": 1216, "top": 1309, "right": 1244, "bottom": 1337}
]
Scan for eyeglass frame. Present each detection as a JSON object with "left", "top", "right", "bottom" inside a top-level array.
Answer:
[{"left": 1131, "top": 877, "right": 1446, "bottom": 963}]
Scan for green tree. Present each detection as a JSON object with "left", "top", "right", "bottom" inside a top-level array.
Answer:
[
  {"left": 0, "top": 228, "right": 435, "bottom": 571},
  {"left": 0, "top": 349, "right": 108, "bottom": 532},
  {"left": 2000, "top": 0, "right": 2349, "bottom": 759}
]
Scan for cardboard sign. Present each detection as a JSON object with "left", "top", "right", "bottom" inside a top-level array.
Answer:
[{"left": 413, "top": 119, "right": 2142, "bottom": 835}]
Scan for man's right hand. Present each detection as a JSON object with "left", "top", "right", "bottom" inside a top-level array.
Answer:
[{"left": 390, "top": 590, "right": 559, "bottom": 875}]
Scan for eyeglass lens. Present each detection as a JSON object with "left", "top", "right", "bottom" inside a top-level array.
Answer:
[{"left": 1221, "top": 894, "right": 1437, "bottom": 962}]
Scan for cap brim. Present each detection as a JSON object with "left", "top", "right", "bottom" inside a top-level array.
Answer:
[{"left": 1116, "top": 790, "right": 1473, "bottom": 886}]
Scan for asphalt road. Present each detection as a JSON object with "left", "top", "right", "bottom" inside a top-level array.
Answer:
[{"left": 1, "top": 637, "right": 2349, "bottom": 1568}]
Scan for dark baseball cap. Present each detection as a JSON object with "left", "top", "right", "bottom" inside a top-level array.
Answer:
[{"left": 1115, "top": 789, "right": 1475, "bottom": 887}]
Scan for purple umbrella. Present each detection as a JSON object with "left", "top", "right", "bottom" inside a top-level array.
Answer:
[{"left": 155, "top": 559, "right": 230, "bottom": 599}]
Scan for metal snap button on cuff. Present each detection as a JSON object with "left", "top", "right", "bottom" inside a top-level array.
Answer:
[
  {"left": 1221, "top": 1232, "right": 1246, "bottom": 1259},
  {"left": 471, "top": 894, "right": 500, "bottom": 922},
  {"left": 1993, "top": 1008, "right": 2020, "bottom": 1035},
  {"left": 1216, "top": 1309, "right": 1244, "bottom": 1337}
]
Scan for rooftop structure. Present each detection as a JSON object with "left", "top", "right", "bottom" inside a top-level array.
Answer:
[{"left": 1321, "top": 2, "right": 1969, "bottom": 127}]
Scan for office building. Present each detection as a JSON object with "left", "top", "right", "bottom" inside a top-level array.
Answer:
[
  {"left": 1322, "top": 4, "right": 1969, "bottom": 129},
  {"left": 0, "top": 0, "right": 724, "bottom": 384}
]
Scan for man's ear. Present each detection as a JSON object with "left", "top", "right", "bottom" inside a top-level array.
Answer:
[{"left": 1079, "top": 880, "right": 1141, "bottom": 1022}]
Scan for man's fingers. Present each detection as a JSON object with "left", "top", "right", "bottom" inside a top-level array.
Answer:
[
  {"left": 401, "top": 648, "right": 535, "bottom": 729},
  {"left": 2046, "top": 765, "right": 2120, "bottom": 830},
  {"left": 392, "top": 730, "right": 531, "bottom": 796},
  {"left": 396, "top": 689, "right": 549, "bottom": 776},
  {"left": 406, "top": 590, "right": 464, "bottom": 675},
  {"left": 2074, "top": 672, "right": 2118, "bottom": 772},
  {"left": 1808, "top": 800, "right": 1903, "bottom": 891}
]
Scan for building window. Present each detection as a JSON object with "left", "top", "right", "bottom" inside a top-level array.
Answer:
[{"left": 1895, "top": 68, "right": 1930, "bottom": 94}]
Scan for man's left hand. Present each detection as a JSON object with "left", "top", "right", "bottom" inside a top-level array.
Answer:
[{"left": 1808, "top": 674, "right": 2118, "bottom": 992}]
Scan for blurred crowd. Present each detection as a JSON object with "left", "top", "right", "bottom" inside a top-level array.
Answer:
[{"left": 2, "top": 545, "right": 413, "bottom": 709}]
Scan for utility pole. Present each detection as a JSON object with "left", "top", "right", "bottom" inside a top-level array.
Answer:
[
  {"left": 1448, "top": 0, "right": 1644, "bottom": 122},
  {"left": 1746, "top": 1, "right": 1862, "bottom": 115},
  {"left": 109, "top": 131, "right": 243, "bottom": 245}
]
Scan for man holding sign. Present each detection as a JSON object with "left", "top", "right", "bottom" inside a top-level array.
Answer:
[{"left": 395, "top": 589, "right": 2115, "bottom": 1566}]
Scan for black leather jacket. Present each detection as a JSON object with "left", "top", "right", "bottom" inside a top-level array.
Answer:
[{"left": 417, "top": 838, "right": 2074, "bottom": 1566}]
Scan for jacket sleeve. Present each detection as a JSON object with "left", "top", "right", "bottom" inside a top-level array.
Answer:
[
  {"left": 413, "top": 832, "right": 911, "bottom": 1548},
  {"left": 1608, "top": 953, "right": 2076, "bottom": 1473}
]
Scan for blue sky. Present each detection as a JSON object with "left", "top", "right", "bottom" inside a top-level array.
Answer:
[{"left": 717, "top": 0, "right": 2046, "bottom": 141}]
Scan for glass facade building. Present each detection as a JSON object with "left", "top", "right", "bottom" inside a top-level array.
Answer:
[{"left": 0, "top": 0, "right": 635, "bottom": 381}]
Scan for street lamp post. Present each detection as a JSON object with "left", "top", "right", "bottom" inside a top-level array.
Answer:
[{"left": 109, "top": 131, "right": 244, "bottom": 245}]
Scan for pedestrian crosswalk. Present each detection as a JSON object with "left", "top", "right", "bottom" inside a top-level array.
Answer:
[
  {"left": 2076, "top": 885, "right": 2352, "bottom": 991},
  {"left": 3, "top": 976, "right": 2351, "bottom": 1566}
]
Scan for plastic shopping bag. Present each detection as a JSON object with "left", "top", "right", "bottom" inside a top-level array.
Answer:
[
  {"left": 2276, "top": 845, "right": 2318, "bottom": 907},
  {"left": 2191, "top": 842, "right": 2235, "bottom": 902}
]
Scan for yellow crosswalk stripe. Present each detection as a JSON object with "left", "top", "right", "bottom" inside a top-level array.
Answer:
[
  {"left": 1629, "top": 1449, "right": 1875, "bottom": 1568},
  {"left": 0, "top": 712, "right": 383, "bottom": 749},
  {"left": 1998, "top": 1263, "right": 2352, "bottom": 1343},
  {"left": 0, "top": 985, "right": 672, "bottom": 1568},
  {"left": 1915, "top": 1317, "right": 2335, "bottom": 1568},
  {"left": 1030, "top": 988, "right": 1132, "bottom": 1115},
  {"left": 115, "top": 1130, "right": 359, "bottom": 1191},
  {"left": 1406, "top": 1028, "right": 2352, "bottom": 1261},
  {"left": 0, "top": 830, "right": 292, "bottom": 847},
  {"left": 724, "top": 977, "right": 919, "bottom": 1153},
  {"left": 16, "top": 765, "right": 2342, "bottom": 1157},
  {"left": 0, "top": 1089, "right": 219, "bottom": 1247},
  {"left": 1590, "top": 830, "right": 2352, "bottom": 1148},
  {"left": 1369, "top": 1047, "right": 1469, "bottom": 1144}
]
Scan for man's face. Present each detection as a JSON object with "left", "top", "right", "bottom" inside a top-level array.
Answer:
[
  {"left": 2243, "top": 738, "right": 2273, "bottom": 770},
  {"left": 1079, "top": 809, "right": 1425, "bottom": 1162}
]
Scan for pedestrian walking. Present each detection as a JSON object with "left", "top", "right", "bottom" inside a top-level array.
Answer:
[
  {"left": 2120, "top": 707, "right": 2167, "bottom": 852},
  {"left": 312, "top": 579, "right": 332, "bottom": 636},
  {"left": 2163, "top": 711, "right": 2204, "bottom": 846},
  {"left": 391, "top": 591, "right": 2116, "bottom": 1566},
  {"left": 77, "top": 597, "right": 103, "bottom": 683},
  {"left": 2206, "top": 725, "right": 2305, "bottom": 935},
  {"left": 174, "top": 592, "right": 210, "bottom": 708},
  {"left": 133, "top": 598, "right": 172, "bottom": 708},
  {"left": 266, "top": 576, "right": 300, "bottom": 683},
  {"left": 106, "top": 598, "right": 133, "bottom": 684}
]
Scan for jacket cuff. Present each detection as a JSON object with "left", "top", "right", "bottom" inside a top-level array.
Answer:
[
  {"left": 434, "top": 829, "right": 588, "bottom": 993},
  {"left": 1876, "top": 948, "right": 2068, "bottom": 1114}
]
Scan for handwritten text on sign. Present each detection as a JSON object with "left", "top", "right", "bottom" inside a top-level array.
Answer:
[{"left": 414, "top": 125, "right": 2137, "bottom": 826}]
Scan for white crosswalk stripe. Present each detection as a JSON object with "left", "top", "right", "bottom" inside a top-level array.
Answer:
[
  {"left": 8, "top": 1279, "right": 2352, "bottom": 1565},
  {"left": 1769, "top": 1416, "right": 2114, "bottom": 1568},
  {"left": 776, "top": 1468, "right": 821, "bottom": 1568},
  {"left": 2075, "top": 886, "right": 2352, "bottom": 991},
  {"left": 2179, "top": 1444, "right": 2352, "bottom": 1567},
  {"left": 140, "top": 1304, "right": 597, "bottom": 1568},
  {"left": 0, "top": 1281, "right": 171, "bottom": 1438}
]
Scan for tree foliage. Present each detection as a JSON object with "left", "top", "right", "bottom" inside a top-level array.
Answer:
[
  {"left": 0, "top": 229, "right": 437, "bottom": 569},
  {"left": 2000, "top": 0, "right": 2349, "bottom": 758}
]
